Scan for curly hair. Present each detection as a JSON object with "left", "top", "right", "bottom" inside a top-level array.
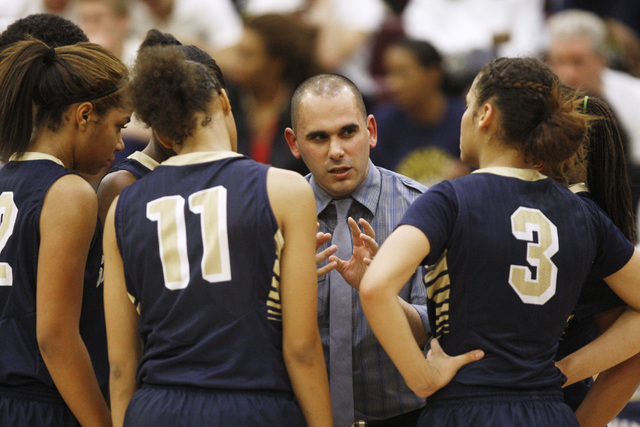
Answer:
[
  {"left": 139, "top": 29, "right": 226, "bottom": 89},
  {"left": 129, "top": 45, "right": 222, "bottom": 144},
  {"left": 0, "top": 13, "right": 88, "bottom": 51},
  {"left": 475, "top": 57, "right": 589, "bottom": 167}
]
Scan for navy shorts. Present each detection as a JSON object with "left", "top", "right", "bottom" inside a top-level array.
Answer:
[
  {"left": 419, "top": 385, "right": 579, "bottom": 427},
  {"left": 124, "top": 384, "right": 306, "bottom": 427},
  {"left": 0, "top": 389, "right": 79, "bottom": 427}
]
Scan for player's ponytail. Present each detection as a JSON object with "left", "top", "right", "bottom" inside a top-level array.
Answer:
[{"left": 0, "top": 39, "right": 127, "bottom": 161}]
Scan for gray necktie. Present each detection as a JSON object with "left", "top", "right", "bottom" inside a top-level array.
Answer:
[{"left": 329, "top": 198, "right": 354, "bottom": 427}]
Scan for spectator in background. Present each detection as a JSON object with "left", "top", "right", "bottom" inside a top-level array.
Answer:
[
  {"left": 546, "top": 9, "right": 640, "bottom": 218},
  {"left": 128, "top": 0, "right": 242, "bottom": 72},
  {"left": 371, "top": 38, "right": 470, "bottom": 186},
  {"left": 74, "top": 0, "right": 150, "bottom": 163},
  {"left": 0, "top": 0, "right": 74, "bottom": 32},
  {"left": 75, "top": 0, "right": 138, "bottom": 66},
  {"left": 550, "top": 0, "right": 640, "bottom": 40},
  {"left": 236, "top": 0, "right": 388, "bottom": 105},
  {"left": 226, "top": 13, "right": 318, "bottom": 175},
  {"left": 401, "top": 0, "right": 547, "bottom": 93},
  {"left": 305, "top": 0, "right": 388, "bottom": 103}
]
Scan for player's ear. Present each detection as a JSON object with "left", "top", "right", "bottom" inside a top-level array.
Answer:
[{"left": 154, "top": 132, "right": 176, "bottom": 151}]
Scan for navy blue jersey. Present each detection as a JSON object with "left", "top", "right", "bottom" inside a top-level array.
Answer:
[
  {"left": 106, "top": 151, "right": 159, "bottom": 181},
  {"left": 115, "top": 152, "right": 294, "bottom": 394},
  {"left": 556, "top": 188, "right": 627, "bottom": 409},
  {"left": 0, "top": 153, "right": 107, "bottom": 399},
  {"left": 400, "top": 167, "right": 634, "bottom": 392}
]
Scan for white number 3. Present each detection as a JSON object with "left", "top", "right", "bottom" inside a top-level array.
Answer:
[{"left": 509, "top": 207, "right": 559, "bottom": 305}]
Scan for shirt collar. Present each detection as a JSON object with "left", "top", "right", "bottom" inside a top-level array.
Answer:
[
  {"left": 9, "top": 152, "right": 65, "bottom": 166},
  {"left": 309, "top": 159, "right": 381, "bottom": 216}
]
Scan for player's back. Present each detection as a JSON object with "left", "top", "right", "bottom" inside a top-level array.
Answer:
[
  {"left": 414, "top": 168, "right": 633, "bottom": 394},
  {"left": 0, "top": 155, "right": 106, "bottom": 397},
  {"left": 115, "top": 152, "right": 293, "bottom": 394}
]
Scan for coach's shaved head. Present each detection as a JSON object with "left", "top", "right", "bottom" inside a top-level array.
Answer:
[{"left": 290, "top": 74, "right": 367, "bottom": 133}]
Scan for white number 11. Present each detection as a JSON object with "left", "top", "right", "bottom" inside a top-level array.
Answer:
[{"left": 146, "top": 186, "right": 231, "bottom": 290}]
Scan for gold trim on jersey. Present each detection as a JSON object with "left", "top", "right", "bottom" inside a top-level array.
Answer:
[
  {"left": 569, "top": 182, "right": 589, "bottom": 194},
  {"left": 472, "top": 167, "right": 548, "bottom": 182},
  {"left": 9, "top": 152, "right": 65, "bottom": 166},
  {"left": 128, "top": 292, "right": 141, "bottom": 315},
  {"left": 425, "top": 250, "right": 451, "bottom": 337},
  {"left": 267, "top": 229, "right": 284, "bottom": 322},
  {"left": 128, "top": 151, "right": 160, "bottom": 171},
  {"left": 161, "top": 151, "right": 242, "bottom": 167}
]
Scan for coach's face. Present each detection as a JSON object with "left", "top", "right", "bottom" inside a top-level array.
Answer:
[{"left": 285, "top": 90, "right": 377, "bottom": 198}]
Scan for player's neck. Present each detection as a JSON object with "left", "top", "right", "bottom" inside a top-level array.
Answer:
[{"left": 178, "top": 118, "right": 234, "bottom": 155}]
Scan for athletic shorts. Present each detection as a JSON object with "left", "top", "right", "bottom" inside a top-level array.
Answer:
[
  {"left": 419, "top": 385, "right": 579, "bottom": 427},
  {"left": 0, "top": 389, "right": 79, "bottom": 426},
  {"left": 124, "top": 384, "right": 306, "bottom": 427}
]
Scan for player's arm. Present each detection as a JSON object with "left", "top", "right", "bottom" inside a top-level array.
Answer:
[
  {"left": 567, "top": 306, "right": 640, "bottom": 425},
  {"left": 574, "top": 350, "right": 640, "bottom": 426},
  {"left": 558, "top": 250, "right": 640, "bottom": 385},
  {"left": 97, "top": 170, "right": 137, "bottom": 226},
  {"left": 401, "top": 266, "right": 430, "bottom": 349},
  {"left": 267, "top": 168, "right": 332, "bottom": 427},
  {"left": 103, "top": 196, "right": 142, "bottom": 427},
  {"left": 36, "top": 175, "right": 111, "bottom": 427},
  {"left": 359, "top": 224, "right": 483, "bottom": 397}
]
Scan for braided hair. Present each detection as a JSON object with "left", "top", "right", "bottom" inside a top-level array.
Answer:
[{"left": 474, "top": 57, "right": 588, "bottom": 167}]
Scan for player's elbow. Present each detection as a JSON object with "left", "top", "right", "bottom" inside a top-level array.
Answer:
[
  {"left": 283, "top": 332, "right": 323, "bottom": 368},
  {"left": 37, "top": 322, "right": 71, "bottom": 360},
  {"left": 359, "top": 275, "right": 385, "bottom": 307}
]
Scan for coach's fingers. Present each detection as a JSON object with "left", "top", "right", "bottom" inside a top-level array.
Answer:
[
  {"left": 359, "top": 233, "right": 378, "bottom": 256},
  {"left": 317, "top": 260, "right": 337, "bottom": 278},
  {"left": 316, "top": 231, "right": 332, "bottom": 250},
  {"left": 348, "top": 217, "right": 362, "bottom": 246},
  {"left": 316, "top": 244, "right": 337, "bottom": 266},
  {"left": 359, "top": 218, "right": 376, "bottom": 240}
]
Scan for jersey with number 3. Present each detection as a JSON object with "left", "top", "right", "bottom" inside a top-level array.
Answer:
[
  {"left": 400, "top": 167, "right": 634, "bottom": 390},
  {"left": 115, "top": 152, "right": 293, "bottom": 393},
  {"left": 0, "top": 156, "right": 106, "bottom": 397}
]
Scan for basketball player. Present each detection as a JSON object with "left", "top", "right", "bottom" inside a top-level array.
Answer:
[
  {"left": 104, "top": 45, "right": 331, "bottom": 426},
  {"left": 360, "top": 57, "right": 640, "bottom": 425},
  {"left": 548, "top": 95, "right": 640, "bottom": 425},
  {"left": 97, "top": 29, "right": 227, "bottom": 224},
  {"left": 0, "top": 40, "right": 129, "bottom": 426}
]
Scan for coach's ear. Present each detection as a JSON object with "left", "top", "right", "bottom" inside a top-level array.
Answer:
[{"left": 285, "top": 128, "right": 302, "bottom": 159}]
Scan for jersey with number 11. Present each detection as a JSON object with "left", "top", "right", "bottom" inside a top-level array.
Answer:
[{"left": 115, "top": 152, "right": 294, "bottom": 394}]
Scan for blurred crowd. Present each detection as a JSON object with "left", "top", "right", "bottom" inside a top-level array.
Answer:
[{"left": 2, "top": 0, "right": 640, "bottom": 203}]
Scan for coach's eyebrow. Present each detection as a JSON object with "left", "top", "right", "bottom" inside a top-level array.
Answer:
[
  {"left": 305, "top": 130, "right": 328, "bottom": 140},
  {"left": 341, "top": 123, "right": 359, "bottom": 133}
]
